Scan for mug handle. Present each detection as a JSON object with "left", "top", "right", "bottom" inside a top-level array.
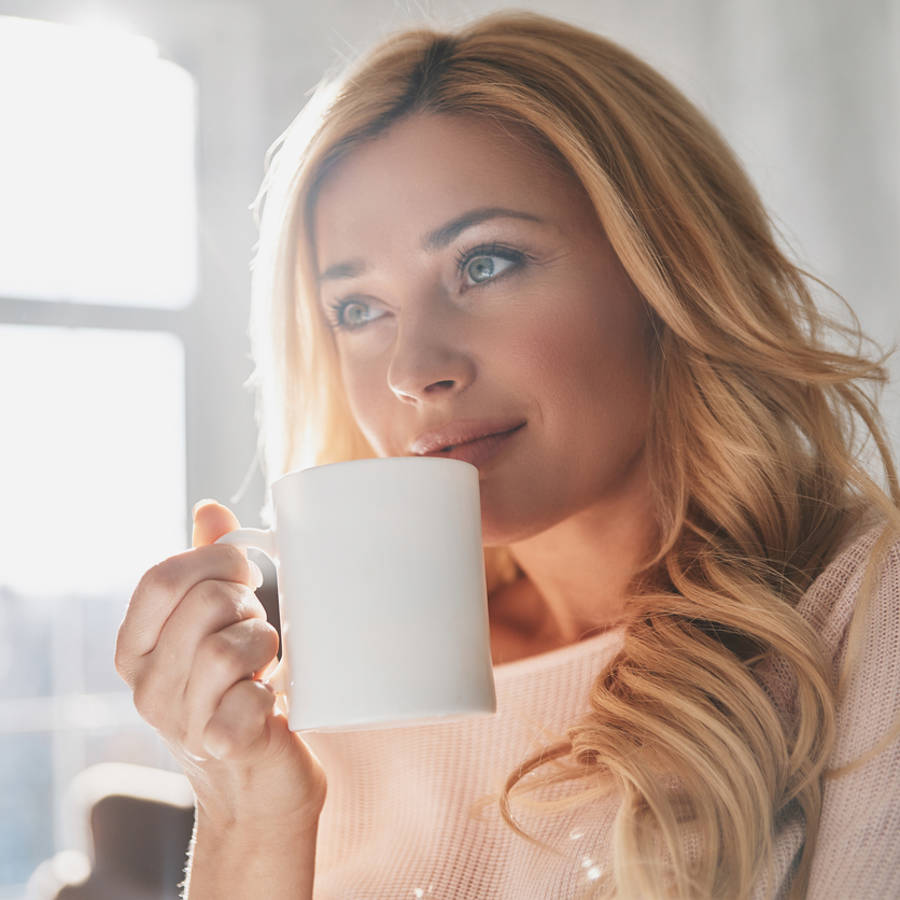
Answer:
[{"left": 214, "top": 528, "right": 290, "bottom": 699}]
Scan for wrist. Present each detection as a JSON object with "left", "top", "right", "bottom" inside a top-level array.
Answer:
[
  {"left": 194, "top": 799, "right": 321, "bottom": 849},
  {"left": 187, "top": 801, "right": 320, "bottom": 900},
  {"left": 187, "top": 756, "right": 326, "bottom": 838}
]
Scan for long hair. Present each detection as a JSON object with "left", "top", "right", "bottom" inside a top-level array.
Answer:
[{"left": 243, "top": 11, "right": 900, "bottom": 897}]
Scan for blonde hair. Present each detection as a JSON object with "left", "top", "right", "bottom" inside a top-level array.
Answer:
[{"left": 243, "top": 11, "right": 900, "bottom": 898}]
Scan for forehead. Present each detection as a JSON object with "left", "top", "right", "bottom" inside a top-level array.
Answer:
[{"left": 311, "top": 113, "right": 591, "bottom": 257}]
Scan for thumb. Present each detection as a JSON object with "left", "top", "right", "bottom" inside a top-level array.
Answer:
[{"left": 192, "top": 499, "right": 242, "bottom": 549}]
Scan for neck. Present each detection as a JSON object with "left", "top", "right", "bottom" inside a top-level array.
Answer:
[{"left": 499, "top": 449, "right": 657, "bottom": 648}]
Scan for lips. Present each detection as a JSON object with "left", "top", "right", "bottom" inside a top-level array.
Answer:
[
  {"left": 423, "top": 424, "right": 526, "bottom": 469},
  {"left": 410, "top": 419, "right": 527, "bottom": 456}
]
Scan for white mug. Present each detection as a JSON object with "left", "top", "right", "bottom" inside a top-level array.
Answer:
[{"left": 215, "top": 456, "right": 497, "bottom": 732}]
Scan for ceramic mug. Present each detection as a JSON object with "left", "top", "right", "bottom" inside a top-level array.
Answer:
[{"left": 215, "top": 456, "right": 497, "bottom": 732}]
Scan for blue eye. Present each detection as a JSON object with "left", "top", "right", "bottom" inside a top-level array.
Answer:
[
  {"left": 326, "top": 242, "right": 528, "bottom": 333},
  {"left": 457, "top": 243, "right": 524, "bottom": 287},
  {"left": 326, "top": 297, "right": 384, "bottom": 332}
]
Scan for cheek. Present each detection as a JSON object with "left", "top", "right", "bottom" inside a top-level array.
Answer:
[
  {"left": 338, "top": 354, "right": 390, "bottom": 452},
  {"left": 505, "top": 292, "right": 651, "bottom": 427}
]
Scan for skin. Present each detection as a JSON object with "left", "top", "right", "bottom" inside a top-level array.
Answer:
[{"left": 312, "top": 113, "right": 658, "bottom": 660}]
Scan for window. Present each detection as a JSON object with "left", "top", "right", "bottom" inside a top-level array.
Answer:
[
  {"left": 0, "top": 16, "right": 196, "bottom": 895},
  {"left": 0, "top": 16, "right": 197, "bottom": 306}
]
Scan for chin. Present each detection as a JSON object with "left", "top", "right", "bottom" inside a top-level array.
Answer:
[
  {"left": 479, "top": 512, "right": 517, "bottom": 547},
  {"left": 479, "top": 508, "right": 559, "bottom": 547}
]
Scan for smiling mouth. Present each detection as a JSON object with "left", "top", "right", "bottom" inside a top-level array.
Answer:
[
  {"left": 438, "top": 424, "right": 523, "bottom": 452},
  {"left": 423, "top": 422, "right": 527, "bottom": 469}
]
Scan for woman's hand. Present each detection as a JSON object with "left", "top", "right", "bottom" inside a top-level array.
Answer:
[{"left": 114, "top": 501, "right": 327, "bottom": 836}]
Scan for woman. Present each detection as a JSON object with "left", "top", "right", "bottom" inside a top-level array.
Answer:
[{"left": 115, "top": 11, "right": 900, "bottom": 899}]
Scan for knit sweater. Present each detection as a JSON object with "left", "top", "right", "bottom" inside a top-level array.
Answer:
[{"left": 303, "top": 521, "right": 900, "bottom": 899}]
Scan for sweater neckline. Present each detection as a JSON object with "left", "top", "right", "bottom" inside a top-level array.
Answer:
[{"left": 492, "top": 624, "right": 626, "bottom": 681}]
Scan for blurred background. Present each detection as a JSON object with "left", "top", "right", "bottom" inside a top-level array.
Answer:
[{"left": 0, "top": 0, "right": 897, "bottom": 896}]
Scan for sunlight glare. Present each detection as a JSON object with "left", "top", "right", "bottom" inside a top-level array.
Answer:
[
  {"left": 0, "top": 16, "right": 197, "bottom": 307},
  {"left": 0, "top": 325, "right": 187, "bottom": 596}
]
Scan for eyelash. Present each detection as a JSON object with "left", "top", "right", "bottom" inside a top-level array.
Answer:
[
  {"left": 454, "top": 241, "right": 526, "bottom": 284},
  {"left": 325, "top": 242, "right": 529, "bottom": 332}
]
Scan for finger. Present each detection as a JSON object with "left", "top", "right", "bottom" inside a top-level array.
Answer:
[
  {"left": 201, "top": 678, "right": 278, "bottom": 761},
  {"left": 115, "top": 542, "right": 259, "bottom": 684},
  {"left": 192, "top": 502, "right": 266, "bottom": 591},
  {"left": 183, "top": 617, "right": 280, "bottom": 747},
  {"left": 192, "top": 499, "right": 241, "bottom": 549},
  {"left": 143, "top": 578, "right": 268, "bottom": 696}
]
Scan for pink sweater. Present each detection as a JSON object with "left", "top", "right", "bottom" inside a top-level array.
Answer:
[{"left": 303, "top": 522, "right": 900, "bottom": 898}]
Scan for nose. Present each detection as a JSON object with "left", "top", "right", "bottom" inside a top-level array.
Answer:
[{"left": 386, "top": 303, "right": 476, "bottom": 405}]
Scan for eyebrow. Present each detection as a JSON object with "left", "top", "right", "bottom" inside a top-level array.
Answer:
[{"left": 316, "top": 206, "right": 545, "bottom": 284}]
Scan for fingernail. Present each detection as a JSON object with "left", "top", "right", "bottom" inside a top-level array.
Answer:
[
  {"left": 248, "top": 560, "right": 264, "bottom": 590},
  {"left": 203, "top": 736, "right": 225, "bottom": 760}
]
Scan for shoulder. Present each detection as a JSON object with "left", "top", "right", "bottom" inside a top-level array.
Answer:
[
  {"left": 796, "top": 515, "right": 900, "bottom": 661},
  {"left": 803, "top": 515, "right": 900, "bottom": 893}
]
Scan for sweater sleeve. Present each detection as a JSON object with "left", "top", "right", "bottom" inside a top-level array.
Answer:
[{"left": 805, "top": 528, "right": 900, "bottom": 898}]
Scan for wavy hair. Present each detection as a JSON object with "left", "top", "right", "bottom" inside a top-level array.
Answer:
[{"left": 243, "top": 11, "right": 900, "bottom": 898}]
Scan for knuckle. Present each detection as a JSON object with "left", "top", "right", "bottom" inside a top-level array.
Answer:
[
  {"left": 189, "top": 579, "right": 224, "bottom": 615},
  {"left": 200, "top": 630, "right": 245, "bottom": 680},
  {"left": 259, "top": 621, "right": 280, "bottom": 657},
  {"left": 252, "top": 681, "right": 277, "bottom": 723},
  {"left": 256, "top": 680, "right": 278, "bottom": 713},
  {"left": 113, "top": 638, "right": 132, "bottom": 683},
  {"left": 218, "top": 542, "right": 249, "bottom": 571},
  {"left": 185, "top": 583, "right": 234, "bottom": 630},
  {"left": 201, "top": 681, "right": 267, "bottom": 761},
  {"left": 241, "top": 707, "right": 267, "bottom": 747},
  {"left": 140, "top": 559, "right": 179, "bottom": 597},
  {"left": 202, "top": 717, "right": 236, "bottom": 760},
  {"left": 132, "top": 677, "right": 162, "bottom": 727},
  {"left": 239, "top": 618, "right": 279, "bottom": 669},
  {"left": 192, "top": 578, "right": 247, "bottom": 620},
  {"left": 204, "top": 731, "right": 233, "bottom": 761}
]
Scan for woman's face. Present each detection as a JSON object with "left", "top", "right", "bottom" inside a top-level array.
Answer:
[{"left": 312, "top": 113, "right": 653, "bottom": 545}]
